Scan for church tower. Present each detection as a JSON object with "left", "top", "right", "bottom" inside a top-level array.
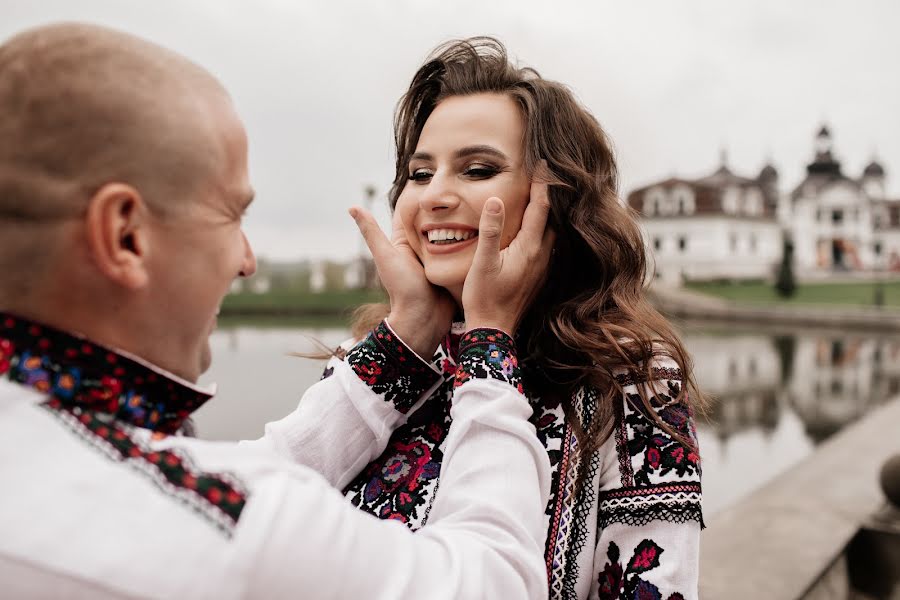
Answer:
[
  {"left": 861, "top": 159, "right": 886, "bottom": 200},
  {"left": 807, "top": 125, "right": 842, "bottom": 177}
]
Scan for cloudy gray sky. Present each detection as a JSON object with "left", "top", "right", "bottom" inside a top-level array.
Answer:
[{"left": 3, "top": 0, "right": 898, "bottom": 261}]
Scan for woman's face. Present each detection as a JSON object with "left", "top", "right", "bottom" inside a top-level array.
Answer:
[{"left": 395, "top": 93, "right": 531, "bottom": 303}]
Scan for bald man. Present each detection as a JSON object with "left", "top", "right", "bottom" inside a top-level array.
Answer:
[{"left": 0, "top": 23, "right": 553, "bottom": 599}]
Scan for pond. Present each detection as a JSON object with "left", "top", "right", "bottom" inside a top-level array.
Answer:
[{"left": 193, "top": 320, "right": 900, "bottom": 517}]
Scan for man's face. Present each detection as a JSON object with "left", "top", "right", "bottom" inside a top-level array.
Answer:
[{"left": 144, "top": 98, "right": 256, "bottom": 382}]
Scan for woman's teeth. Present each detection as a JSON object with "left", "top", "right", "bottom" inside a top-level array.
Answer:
[{"left": 427, "top": 229, "right": 477, "bottom": 244}]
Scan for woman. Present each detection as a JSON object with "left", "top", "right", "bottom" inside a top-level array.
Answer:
[{"left": 338, "top": 38, "right": 704, "bottom": 600}]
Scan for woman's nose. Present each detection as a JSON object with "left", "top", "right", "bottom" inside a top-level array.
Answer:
[{"left": 419, "top": 173, "right": 462, "bottom": 212}]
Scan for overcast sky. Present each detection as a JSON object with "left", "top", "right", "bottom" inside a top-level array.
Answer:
[{"left": 3, "top": 0, "right": 899, "bottom": 261}]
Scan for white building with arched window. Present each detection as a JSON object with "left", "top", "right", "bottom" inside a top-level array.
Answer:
[
  {"left": 628, "top": 126, "right": 900, "bottom": 284},
  {"left": 628, "top": 161, "right": 781, "bottom": 285}
]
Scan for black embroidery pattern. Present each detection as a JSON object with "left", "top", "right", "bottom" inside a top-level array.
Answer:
[
  {"left": 605, "top": 367, "right": 704, "bottom": 533},
  {"left": 453, "top": 328, "right": 523, "bottom": 392},
  {"left": 41, "top": 399, "right": 248, "bottom": 535},
  {"left": 623, "top": 379, "right": 701, "bottom": 488},
  {"left": 0, "top": 313, "right": 210, "bottom": 433},
  {"left": 598, "top": 483, "right": 704, "bottom": 529},
  {"left": 561, "top": 388, "right": 602, "bottom": 598},
  {"left": 614, "top": 366, "right": 683, "bottom": 388},
  {"left": 343, "top": 327, "right": 524, "bottom": 528},
  {"left": 347, "top": 320, "right": 439, "bottom": 414},
  {"left": 597, "top": 540, "right": 687, "bottom": 600},
  {"left": 343, "top": 378, "right": 453, "bottom": 527},
  {"left": 0, "top": 313, "right": 250, "bottom": 535}
]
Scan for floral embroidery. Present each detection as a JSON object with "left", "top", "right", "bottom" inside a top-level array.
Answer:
[
  {"left": 41, "top": 398, "right": 247, "bottom": 535},
  {"left": 345, "top": 328, "right": 525, "bottom": 530},
  {"left": 531, "top": 398, "right": 567, "bottom": 517},
  {"left": 1, "top": 313, "right": 210, "bottom": 433},
  {"left": 597, "top": 540, "right": 686, "bottom": 600},
  {"left": 454, "top": 328, "right": 523, "bottom": 392},
  {"left": 623, "top": 380, "right": 701, "bottom": 487},
  {"left": 365, "top": 439, "right": 441, "bottom": 522},
  {"left": 344, "top": 379, "right": 453, "bottom": 527},
  {"left": 0, "top": 337, "right": 14, "bottom": 375},
  {"left": 346, "top": 320, "right": 439, "bottom": 414},
  {"left": 605, "top": 365, "right": 704, "bottom": 532},
  {"left": 1, "top": 313, "right": 248, "bottom": 534},
  {"left": 343, "top": 327, "right": 701, "bottom": 598}
]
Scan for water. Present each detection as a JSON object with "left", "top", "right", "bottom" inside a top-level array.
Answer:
[{"left": 194, "top": 321, "right": 900, "bottom": 517}]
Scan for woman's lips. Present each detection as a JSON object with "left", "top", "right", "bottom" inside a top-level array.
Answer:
[{"left": 422, "top": 235, "right": 478, "bottom": 255}]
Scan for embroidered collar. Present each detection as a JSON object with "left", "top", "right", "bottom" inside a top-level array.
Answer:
[{"left": 0, "top": 312, "right": 214, "bottom": 434}]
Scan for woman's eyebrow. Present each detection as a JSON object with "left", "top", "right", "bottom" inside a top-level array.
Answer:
[
  {"left": 454, "top": 145, "right": 508, "bottom": 161},
  {"left": 410, "top": 145, "right": 509, "bottom": 163}
]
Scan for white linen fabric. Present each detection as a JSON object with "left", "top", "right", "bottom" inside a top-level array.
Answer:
[
  {"left": 293, "top": 328, "right": 704, "bottom": 600},
  {"left": 0, "top": 315, "right": 550, "bottom": 599}
]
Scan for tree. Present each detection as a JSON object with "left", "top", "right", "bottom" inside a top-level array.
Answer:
[{"left": 775, "top": 238, "right": 796, "bottom": 298}]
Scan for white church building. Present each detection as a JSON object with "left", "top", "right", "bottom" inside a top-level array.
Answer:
[{"left": 628, "top": 126, "right": 900, "bottom": 285}]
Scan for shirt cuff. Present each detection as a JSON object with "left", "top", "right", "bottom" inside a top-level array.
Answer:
[
  {"left": 453, "top": 328, "right": 524, "bottom": 394},
  {"left": 346, "top": 320, "right": 440, "bottom": 414}
]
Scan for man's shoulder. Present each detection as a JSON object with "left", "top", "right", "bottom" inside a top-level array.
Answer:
[{"left": 0, "top": 382, "right": 340, "bottom": 597}]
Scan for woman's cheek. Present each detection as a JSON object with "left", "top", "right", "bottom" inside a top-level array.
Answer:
[{"left": 403, "top": 221, "right": 425, "bottom": 260}]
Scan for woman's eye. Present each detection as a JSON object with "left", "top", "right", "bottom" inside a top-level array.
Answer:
[
  {"left": 408, "top": 169, "right": 433, "bottom": 182},
  {"left": 464, "top": 165, "right": 500, "bottom": 179}
]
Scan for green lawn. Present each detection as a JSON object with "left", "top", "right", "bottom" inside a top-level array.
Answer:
[
  {"left": 221, "top": 288, "right": 387, "bottom": 313},
  {"left": 685, "top": 280, "right": 900, "bottom": 308}
]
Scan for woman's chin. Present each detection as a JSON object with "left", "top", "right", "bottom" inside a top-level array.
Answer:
[{"left": 423, "top": 267, "right": 465, "bottom": 304}]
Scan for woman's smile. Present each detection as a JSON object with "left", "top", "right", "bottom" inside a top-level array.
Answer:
[{"left": 421, "top": 223, "right": 479, "bottom": 254}]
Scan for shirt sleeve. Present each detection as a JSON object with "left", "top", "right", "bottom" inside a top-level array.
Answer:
[
  {"left": 241, "top": 320, "right": 443, "bottom": 489},
  {"left": 240, "top": 328, "right": 552, "bottom": 599},
  {"left": 591, "top": 357, "right": 703, "bottom": 600}
]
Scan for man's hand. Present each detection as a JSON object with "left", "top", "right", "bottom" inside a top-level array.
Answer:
[
  {"left": 349, "top": 206, "right": 455, "bottom": 358},
  {"left": 462, "top": 169, "right": 555, "bottom": 336}
]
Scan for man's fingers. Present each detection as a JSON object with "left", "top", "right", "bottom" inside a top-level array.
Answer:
[
  {"left": 472, "top": 197, "right": 505, "bottom": 271},
  {"left": 541, "top": 226, "right": 557, "bottom": 257},
  {"left": 519, "top": 160, "right": 550, "bottom": 243},
  {"left": 390, "top": 208, "right": 410, "bottom": 246},
  {"left": 349, "top": 206, "right": 393, "bottom": 263}
]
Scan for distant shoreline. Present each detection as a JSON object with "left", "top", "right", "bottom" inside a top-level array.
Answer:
[
  {"left": 220, "top": 285, "right": 900, "bottom": 333},
  {"left": 649, "top": 284, "right": 900, "bottom": 333}
]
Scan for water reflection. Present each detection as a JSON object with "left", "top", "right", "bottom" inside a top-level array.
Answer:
[
  {"left": 689, "top": 324, "right": 900, "bottom": 514},
  {"left": 193, "top": 322, "right": 900, "bottom": 517}
]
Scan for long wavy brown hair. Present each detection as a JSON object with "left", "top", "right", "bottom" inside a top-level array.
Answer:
[{"left": 355, "top": 37, "right": 704, "bottom": 485}]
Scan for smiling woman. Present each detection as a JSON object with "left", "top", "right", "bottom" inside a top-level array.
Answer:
[
  {"left": 334, "top": 37, "right": 707, "bottom": 599},
  {"left": 396, "top": 93, "right": 531, "bottom": 298}
]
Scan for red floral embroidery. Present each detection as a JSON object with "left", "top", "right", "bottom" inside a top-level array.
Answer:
[
  {"left": 1, "top": 312, "right": 211, "bottom": 433},
  {"left": 42, "top": 398, "right": 247, "bottom": 533},
  {"left": 346, "top": 321, "right": 439, "bottom": 414},
  {"left": 598, "top": 540, "right": 686, "bottom": 600},
  {"left": 454, "top": 328, "right": 522, "bottom": 391}
]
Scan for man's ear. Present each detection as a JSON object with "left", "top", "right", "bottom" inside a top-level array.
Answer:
[{"left": 84, "top": 183, "right": 151, "bottom": 290}]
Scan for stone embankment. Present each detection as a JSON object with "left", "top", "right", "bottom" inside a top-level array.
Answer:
[{"left": 699, "top": 397, "right": 900, "bottom": 599}]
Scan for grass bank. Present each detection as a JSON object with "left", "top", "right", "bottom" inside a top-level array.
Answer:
[
  {"left": 220, "top": 289, "right": 387, "bottom": 321},
  {"left": 685, "top": 280, "right": 900, "bottom": 308}
]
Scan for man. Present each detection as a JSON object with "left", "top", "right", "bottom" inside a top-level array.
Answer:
[{"left": 0, "top": 23, "right": 555, "bottom": 598}]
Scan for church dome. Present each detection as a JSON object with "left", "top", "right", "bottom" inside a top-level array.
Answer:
[
  {"left": 863, "top": 160, "right": 885, "bottom": 178},
  {"left": 758, "top": 163, "right": 778, "bottom": 182}
]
